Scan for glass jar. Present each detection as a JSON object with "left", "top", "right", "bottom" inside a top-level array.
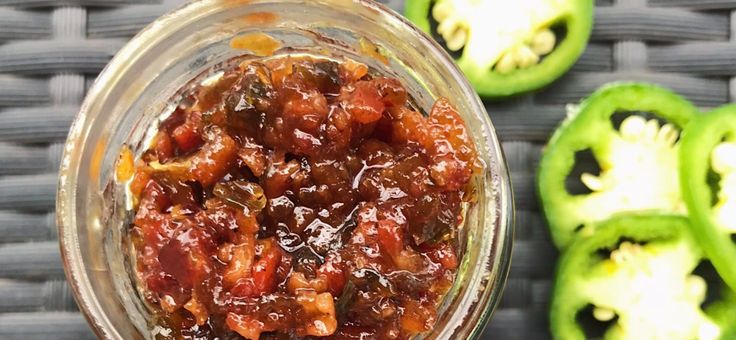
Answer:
[{"left": 56, "top": 0, "right": 514, "bottom": 339}]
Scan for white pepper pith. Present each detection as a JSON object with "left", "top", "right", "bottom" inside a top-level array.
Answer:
[{"left": 431, "top": 0, "right": 563, "bottom": 73}]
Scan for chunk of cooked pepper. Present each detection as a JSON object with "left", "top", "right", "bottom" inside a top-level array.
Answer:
[
  {"left": 550, "top": 214, "right": 727, "bottom": 340},
  {"left": 538, "top": 83, "right": 698, "bottom": 248},
  {"left": 680, "top": 105, "right": 736, "bottom": 292},
  {"left": 404, "top": 0, "right": 593, "bottom": 97}
]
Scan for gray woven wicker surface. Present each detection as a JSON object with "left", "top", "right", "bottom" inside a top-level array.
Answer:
[{"left": 0, "top": 0, "right": 733, "bottom": 339}]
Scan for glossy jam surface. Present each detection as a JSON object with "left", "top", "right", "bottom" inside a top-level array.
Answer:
[{"left": 128, "top": 56, "right": 480, "bottom": 339}]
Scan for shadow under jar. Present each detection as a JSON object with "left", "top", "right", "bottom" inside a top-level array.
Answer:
[{"left": 56, "top": 1, "right": 513, "bottom": 339}]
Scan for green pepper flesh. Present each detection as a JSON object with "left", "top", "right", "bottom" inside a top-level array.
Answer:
[{"left": 680, "top": 105, "right": 736, "bottom": 292}]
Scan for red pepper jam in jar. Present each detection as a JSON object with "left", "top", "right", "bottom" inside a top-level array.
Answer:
[{"left": 128, "top": 55, "right": 481, "bottom": 339}]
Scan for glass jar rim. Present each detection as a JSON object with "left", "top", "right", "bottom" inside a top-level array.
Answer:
[{"left": 57, "top": 1, "right": 514, "bottom": 339}]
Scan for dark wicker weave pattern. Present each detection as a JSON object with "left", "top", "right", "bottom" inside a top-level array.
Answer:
[{"left": 0, "top": 0, "right": 733, "bottom": 339}]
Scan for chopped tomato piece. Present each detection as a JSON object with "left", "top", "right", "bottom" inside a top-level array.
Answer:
[
  {"left": 188, "top": 126, "right": 238, "bottom": 186},
  {"left": 318, "top": 260, "right": 346, "bottom": 296},
  {"left": 184, "top": 296, "right": 209, "bottom": 326},
  {"left": 373, "top": 77, "right": 407, "bottom": 108},
  {"left": 226, "top": 313, "right": 275, "bottom": 340},
  {"left": 296, "top": 290, "right": 338, "bottom": 337},
  {"left": 424, "top": 241, "right": 459, "bottom": 270},
  {"left": 172, "top": 111, "right": 203, "bottom": 152},
  {"left": 130, "top": 167, "right": 152, "bottom": 199},
  {"left": 152, "top": 131, "right": 175, "bottom": 161},
  {"left": 283, "top": 89, "right": 329, "bottom": 133},
  {"left": 344, "top": 81, "right": 385, "bottom": 124},
  {"left": 391, "top": 106, "right": 429, "bottom": 148},
  {"left": 339, "top": 58, "right": 369, "bottom": 83},
  {"left": 262, "top": 153, "right": 301, "bottom": 198},
  {"left": 237, "top": 141, "right": 268, "bottom": 177},
  {"left": 223, "top": 235, "right": 256, "bottom": 286},
  {"left": 252, "top": 239, "right": 284, "bottom": 295},
  {"left": 377, "top": 218, "right": 404, "bottom": 257}
]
